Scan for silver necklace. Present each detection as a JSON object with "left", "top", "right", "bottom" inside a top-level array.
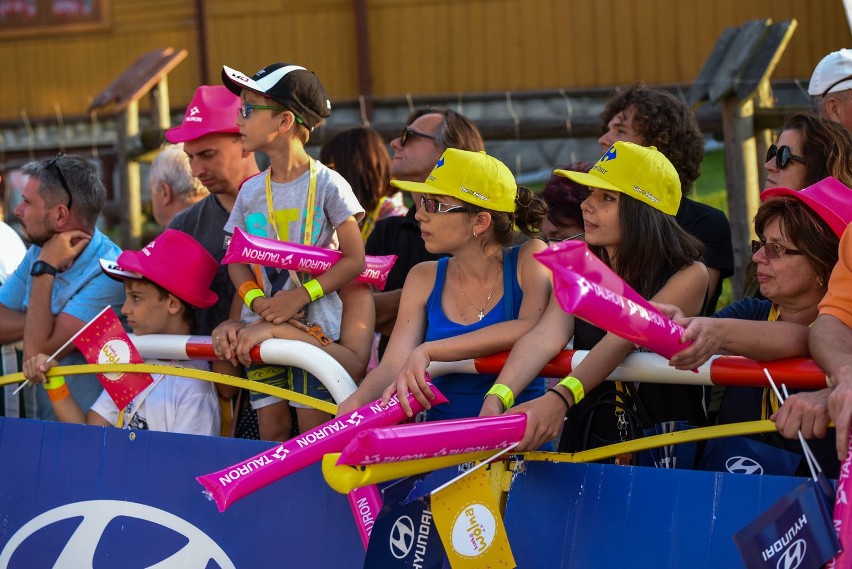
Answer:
[{"left": 456, "top": 261, "right": 496, "bottom": 321}]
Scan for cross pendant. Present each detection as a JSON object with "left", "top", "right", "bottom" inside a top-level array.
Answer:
[{"left": 477, "top": 310, "right": 485, "bottom": 321}]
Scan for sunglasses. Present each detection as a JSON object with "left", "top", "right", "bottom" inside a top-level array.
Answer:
[
  {"left": 751, "top": 239, "right": 802, "bottom": 260},
  {"left": 47, "top": 154, "right": 72, "bottom": 210},
  {"left": 238, "top": 102, "right": 306, "bottom": 125},
  {"left": 766, "top": 144, "right": 806, "bottom": 169},
  {"left": 400, "top": 127, "right": 437, "bottom": 147},
  {"left": 820, "top": 73, "right": 852, "bottom": 98},
  {"left": 546, "top": 232, "right": 585, "bottom": 244},
  {"left": 420, "top": 196, "right": 472, "bottom": 214}
]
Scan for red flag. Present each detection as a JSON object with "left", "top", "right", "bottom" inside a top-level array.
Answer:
[{"left": 71, "top": 306, "right": 153, "bottom": 410}]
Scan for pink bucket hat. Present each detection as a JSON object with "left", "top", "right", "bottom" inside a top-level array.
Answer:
[
  {"left": 99, "top": 229, "right": 218, "bottom": 308},
  {"left": 165, "top": 85, "right": 240, "bottom": 143},
  {"left": 761, "top": 176, "right": 852, "bottom": 239}
]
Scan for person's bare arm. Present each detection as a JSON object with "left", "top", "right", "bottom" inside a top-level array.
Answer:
[
  {"left": 0, "top": 304, "right": 26, "bottom": 345},
  {"left": 373, "top": 289, "right": 402, "bottom": 336},
  {"left": 810, "top": 314, "right": 852, "bottom": 458}
]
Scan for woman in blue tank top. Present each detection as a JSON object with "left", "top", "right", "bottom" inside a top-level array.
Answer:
[{"left": 337, "top": 149, "right": 552, "bottom": 420}]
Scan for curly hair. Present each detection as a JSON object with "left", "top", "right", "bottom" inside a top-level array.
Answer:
[
  {"left": 541, "top": 162, "right": 593, "bottom": 229},
  {"left": 779, "top": 112, "right": 852, "bottom": 187},
  {"left": 601, "top": 83, "right": 704, "bottom": 195},
  {"left": 462, "top": 185, "right": 548, "bottom": 249}
]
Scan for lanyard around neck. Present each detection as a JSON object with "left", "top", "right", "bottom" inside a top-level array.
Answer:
[{"left": 264, "top": 158, "right": 317, "bottom": 246}]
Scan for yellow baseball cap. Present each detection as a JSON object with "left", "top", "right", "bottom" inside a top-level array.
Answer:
[
  {"left": 554, "top": 141, "right": 681, "bottom": 215},
  {"left": 391, "top": 149, "right": 517, "bottom": 212}
]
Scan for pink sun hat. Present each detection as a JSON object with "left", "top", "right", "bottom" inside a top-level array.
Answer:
[
  {"left": 165, "top": 85, "right": 240, "bottom": 143},
  {"left": 99, "top": 229, "right": 219, "bottom": 308},
  {"left": 761, "top": 176, "right": 852, "bottom": 239}
]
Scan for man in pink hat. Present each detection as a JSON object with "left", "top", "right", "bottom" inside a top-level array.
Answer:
[
  {"left": 165, "top": 85, "right": 261, "bottom": 336},
  {"left": 22, "top": 229, "right": 222, "bottom": 435}
]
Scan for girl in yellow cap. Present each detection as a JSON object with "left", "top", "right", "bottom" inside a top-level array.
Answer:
[
  {"left": 337, "top": 148, "right": 553, "bottom": 422},
  {"left": 499, "top": 141, "right": 710, "bottom": 457}
]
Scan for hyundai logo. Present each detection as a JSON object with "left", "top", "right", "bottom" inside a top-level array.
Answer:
[
  {"left": 0, "top": 500, "right": 235, "bottom": 568},
  {"left": 726, "top": 456, "right": 764, "bottom": 475},
  {"left": 777, "top": 538, "right": 806, "bottom": 569},
  {"left": 389, "top": 515, "right": 415, "bottom": 559}
]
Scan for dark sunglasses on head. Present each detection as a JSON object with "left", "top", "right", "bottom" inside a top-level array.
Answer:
[
  {"left": 47, "top": 154, "right": 72, "bottom": 210},
  {"left": 420, "top": 196, "right": 472, "bottom": 214},
  {"left": 400, "top": 127, "right": 437, "bottom": 147},
  {"left": 751, "top": 239, "right": 802, "bottom": 260},
  {"left": 766, "top": 144, "right": 806, "bottom": 169}
]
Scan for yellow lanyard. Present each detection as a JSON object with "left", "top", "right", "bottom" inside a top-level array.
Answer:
[
  {"left": 264, "top": 158, "right": 317, "bottom": 246},
  {"left": 360, "top": 196, "right": 387, "bottom": 243}
]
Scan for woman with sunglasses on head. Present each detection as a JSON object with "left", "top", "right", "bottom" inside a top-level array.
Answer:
[
  {"left": 494, "top": 142, "right": 709, "bottom": 454},
  {"left": 764, "top": 112, "right": 852, "bottom": 191},
  {"left": 663, "top": 177, "right": 852, "bottom": 476},
  {"left": 336, "top": 149, "right": 552, "bottom": 421}
]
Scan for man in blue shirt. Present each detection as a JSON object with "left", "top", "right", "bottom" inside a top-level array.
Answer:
[{"left": 0, "top": 155, "right": 125, "bottom": 420}]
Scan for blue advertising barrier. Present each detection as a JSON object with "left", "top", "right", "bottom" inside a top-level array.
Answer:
[
  {"left": 0, "top": 416, "right": 822, "bottom": 568},
  {"left": 0, "top": 417, "right": 364, "bottom": 568},
  {"left": 505, "top": 461, "right": 809, "bottom": 568}
]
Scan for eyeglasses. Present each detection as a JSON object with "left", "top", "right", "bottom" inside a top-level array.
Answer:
[
  {"left": 238, "top": 102, "right": 302, "bottom": 122},
  {"left": 546, "top": 232, "right": 585, "bottom": 244},
  {"left": 420, "top": 197, "right": 472, "bottom": 214},
  {"left": 766, "top": 144, "right": 806, "bottom": 169},
  {"left": 400, "top": 127, "right": 437, "bottom": 147},
  {"left": 47, "top": 154, "right": 72, "bottom": 210},
  {"left": 751, "top": 239, "right": 803, "bottom": 259}
]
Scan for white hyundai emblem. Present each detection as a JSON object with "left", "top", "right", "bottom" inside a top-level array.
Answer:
[
  {"left": 777, "top": 538, "right": 807, "bottom": 569},
  {"left": 0, "top": 500, "right": 235, "bottom": 568},
  {"left": 725, "top": 456, "right": 764, "bottom": 475},
  {"left": 389, "top": 515, "right": 415, "bottom": 559}
]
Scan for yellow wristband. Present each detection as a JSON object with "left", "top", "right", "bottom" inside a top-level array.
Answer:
[
  {"left": 44, "top": 375, "right": 66, "bottom": 391},
  {"left": 303, "top": 279, "right": 324, "bottom": 302},
  {"left": 558, "top": 375, "right": 584, "bottom": 405},
  {"left": 243, "top": 288, "right": 266, "bottom": 310},
  {"left": 485, "top": 383, "right": 515, "bottom": 411}
]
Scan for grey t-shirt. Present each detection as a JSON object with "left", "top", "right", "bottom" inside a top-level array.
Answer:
[{"left": 225, "top": 162, "right": 364, "bottom": 339}]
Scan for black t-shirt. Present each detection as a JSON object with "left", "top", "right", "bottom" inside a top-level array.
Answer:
[
  {"left": 675, "top": 197, "right": 734, "bottom": 315},
  {"left": 365, "top": 207, "right": 446, "bottom": 291},
  {"left": 168, "top": 195, "right": 234, "bottom": 336}
]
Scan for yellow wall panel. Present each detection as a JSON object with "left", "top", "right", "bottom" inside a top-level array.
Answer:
[{"left": 1, "top": 0, "right": 849, "bottom": 124}]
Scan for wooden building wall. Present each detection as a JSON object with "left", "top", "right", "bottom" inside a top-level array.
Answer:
[{"left": 1, "top": 0, "right": 849, "bottom": 124}]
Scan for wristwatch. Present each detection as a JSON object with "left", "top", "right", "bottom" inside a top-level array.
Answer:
[{"left": 30, "top": 261, "right": 58, "bottom": 277}]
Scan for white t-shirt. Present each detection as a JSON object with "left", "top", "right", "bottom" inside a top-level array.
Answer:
[
  {"left": 0, "top": 222, "right": 26, "bottom": 285},
  {"left": 90, "top": 359, "right": 220, "bottom": 436}
]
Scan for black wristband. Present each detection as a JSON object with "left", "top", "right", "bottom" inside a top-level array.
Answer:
[{"left": 547, "top": 387, "right": 572, "bottom": 411}]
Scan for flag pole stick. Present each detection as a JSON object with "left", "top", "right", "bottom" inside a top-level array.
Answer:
[{"left": 11, "top": 305, "right": 111, "bottom": 395}]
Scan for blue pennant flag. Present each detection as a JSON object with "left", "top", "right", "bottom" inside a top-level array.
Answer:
[{"left": 733, "top": 474, "right": 839, "bottom": 569}]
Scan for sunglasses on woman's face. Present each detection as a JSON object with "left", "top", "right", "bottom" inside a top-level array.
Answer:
[
  {"left": 420, "top": 197, "right": 472, "bottom": 214},
  {"left": 766, "top": 144, "right": 806, "bottom": 169},
  {"left": 751, "top": 239, "right": 802, "bottom": 260}
]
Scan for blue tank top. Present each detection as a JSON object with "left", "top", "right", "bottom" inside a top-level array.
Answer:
[{"left": 424, "top": 246, "right": 546, "bottom": 421}]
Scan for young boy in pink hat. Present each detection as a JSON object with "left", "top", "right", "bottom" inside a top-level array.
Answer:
[
  {"left": 218, "top": 63, "right": 365, "bottom": 440},
  {"left": 22, "top": 230, "right": 222, "bottom": 436}
]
